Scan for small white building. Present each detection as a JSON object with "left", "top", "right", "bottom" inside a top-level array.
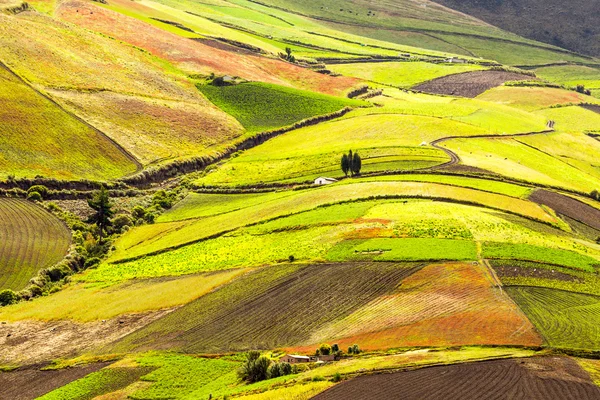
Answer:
[
  {"left": 279, "top": 354, "right": 311, "bottom": 364},
  {"left": 314, "top": 177, "right": 338, "bottom": 185}
]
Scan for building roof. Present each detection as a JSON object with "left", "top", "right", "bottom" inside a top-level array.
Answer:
[
  {"left": 285, "top": 354, "right": 310, "bottom": 359},
  {"left": 315, "top": 177, "right": 337, "bottom": 182}
]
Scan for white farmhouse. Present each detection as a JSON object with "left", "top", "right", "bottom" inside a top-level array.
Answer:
[{"left": 314, "top": 177, "right": 338, "bottom": 185}]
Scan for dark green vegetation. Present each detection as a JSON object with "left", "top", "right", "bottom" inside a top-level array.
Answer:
[
  {"left": 39, "top": 367, "right": 154, "bottom": 400},
  {"left": 111, "top": 262, "right": 421, "bottom": 353},
  {"left": 435, "top": 0, "right": 600, "bottom": 57},
  {"left": 197, "top": 82, "right": 363, "bottom": 133},
  {"left": 0, "top": 198, "right": 70, "bottom": 291},
  {"left": 507, "top": 286, "right": 600, "bottom": 350}
]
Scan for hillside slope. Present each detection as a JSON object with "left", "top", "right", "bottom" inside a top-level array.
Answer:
[{"left": 434, "top": 0, "right": 600, "bottom": 58}]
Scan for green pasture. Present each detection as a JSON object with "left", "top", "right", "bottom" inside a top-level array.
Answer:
[
  {"left": 477, "top": 86, "right": 600, "bottom": 111},
  {"left": 483, "top": 242, "right": 600, "bottom": 272},
  {"left": 535, "top": 65, "right": 600, "bottom": 92},
  {"left": 196, "top": 82, "right": 363, "bottom": 133},
  {"left": 328, "top": 62, "right": 484, "bottom": 88},
  {"left": 507, "top": 286, "right": 600, "bottom": 350}
]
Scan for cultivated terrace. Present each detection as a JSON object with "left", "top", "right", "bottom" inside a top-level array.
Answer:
[{"left": 1, "top": 0, "right": 600, "bottom": 398}]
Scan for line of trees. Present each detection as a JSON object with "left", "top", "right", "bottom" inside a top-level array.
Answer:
[{"left": 341, "top": 150, "right": 362, "bottom": 177}]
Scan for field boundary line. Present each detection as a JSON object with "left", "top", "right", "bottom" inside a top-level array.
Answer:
[{"left": 0, "top": 59, "right": 143, "bottom": 174}]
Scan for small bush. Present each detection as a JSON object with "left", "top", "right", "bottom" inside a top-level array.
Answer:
[
  {"left": 84, "top": 257, "right": 101, "bottom": 269},
  {"left": 27, "top": 191, "right": 42, "bottom": 202},
  {"left": 238, "top": 351, "right": 271, "bottom": 383},
  {"left": 0, "top": 289, "right": 18, "bottom": 306},
  {"left": 331, "top": 372, "right": 342, "bottom": 382},
  {"left": 288, "top": 255, "right": 295, "bottom": 262},
  {"left": 131, "top": 206, "right": 146, "bottom": 220},
  {"left": 27, "top": 185, "right": 48, "bottom": 197},
  {"left": 112, "top": 214, "right": 133, "bottom": 232},
  {"left": 312, "top": 376, "right": 325, "bottom": 382},
  {"left": 319, "top": 343, "right": 332, "bottom": 355}
]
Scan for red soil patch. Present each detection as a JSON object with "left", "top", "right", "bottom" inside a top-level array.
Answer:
[
  {"left": 290, "top": 262, "right": 541, "bottom": 353},
  {"left": 0, "top": 362, "right": 109, "bottom": 400},
  {"left": 414, "top": 70, "right": 535, "bottom": 97},
  {"left": 314, "top": 357, "right": 600, "bottom": 400},
  {"left": 56, "top": 0, "right": 359, "bottom": 96},
  {"left": 529, "top": 189, "right": 600, "bottom": 230}
]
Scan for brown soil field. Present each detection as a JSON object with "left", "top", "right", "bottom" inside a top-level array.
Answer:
[
  {"left": 56, "top": 0, "right": 359, "bottom": 96},
  {"left": 0, "top": 310, "right": 172, "bottom": 364},
  {"left": 529, "top": 189, "right": 600, "bottom": 230},
  {"left": 0, "top": 362, "right": 109, "bottom": 400},
  {"left": 494, "top": 263, "right": 580, "bottom": 282},
  {"left": 314, "top": 357, "right": 600, "bottom": 400},
  {"left": 413, "top": 70, "right": 534, "bottom": 97},
  {"left": 290, "top": 262, "right": 541, "bottom": 353}
]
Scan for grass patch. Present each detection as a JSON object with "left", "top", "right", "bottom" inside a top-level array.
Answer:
[
  {"left": 197, "top": 82, "right": 363, "bottom": 133},
  {"left": 507, "top": 286, "right": 600, "bottom": 350},
  {"left": 483, "top": 242, "right": 599, "bottom": 272}
]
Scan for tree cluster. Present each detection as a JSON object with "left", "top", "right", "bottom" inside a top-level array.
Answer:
[
  {"left": 341, "top": 150, "right": 362, "bottom": 177},
  {"left": 279, "top": 47, "right": 296, "bottom": 63},
  {"left": 238, "top": 351, "right": 293, "bottom": 384}
]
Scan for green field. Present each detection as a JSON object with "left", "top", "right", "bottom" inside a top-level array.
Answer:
[
  {"left": 105, "top": 181, "right": 556, "bottom": 266},
  {"left": 535, "top": 65, "right": 600, "bottom": 94},
  {"left": 0, "top": 198, "right": 71, "bottom": 291},
  {"left": 328, "top": 62, "right": 485, "bottom": 88},
  {"left": 507, "top": 286, "right": 600, "bottom": 350},
  {"left": 0, "top": 65, "right": 138, "bottom": 180},
  {"left": 197, "top": 82, "right": 364, "bottom": 133},
  {"left": 39, "top": 367, "right": 153, "bottom": 400}
]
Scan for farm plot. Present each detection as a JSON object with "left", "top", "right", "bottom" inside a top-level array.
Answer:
[
  {"left": 110, "top": 262, "right": 422, "bottom": 353},
  {"left": 442, "top": 135, "right": 600, "bottom": 193},
  {"left": 56, "top": 0, "right": 360, "bottom": 96},
  {"left": 413, "top": 70, "right": 534, "bottom": 97},
  {"left": 0, "top": 269, "right": 245, "bottom": 322},
  {"left": 529, "top": 189, "right": 600, "bottom": 230},
  {"left": 107, "top": 181, "right": 558, "bottom": 264},
  {"left": 477, "top": 86, "right": 600, "bottom": 111},
  {"left": 507, "top": 286, "right": 600, "bottom": 350},
  {"left": 313, "top": 357, "right": 600, "bottom": 400},
  {"left": 535, "top": 65, "right": 600, "bottom": 93},
  {"left": 39, "top": 366, "right": 154, "bottom": 400},
  {"left": 0, "top": 198, "right": 71, "bottom": 291},
  {"left": 196, "top": 82, "right": 362, "bottom": 133},
  {"left": 328, "top": 62, "right": 485, "bottom": 88},
  {"left": 0, "top": 363, "right": 110, "bottom": 400},
  {"left": 0, "top": 64, "right": 137, "bottom": 180},
  {"left": 491, "top": 259, "right": 600, "bottom": 297},
  {"left": 483, "top": 242, "right": 600, "bottom": 272},
  {"left": 299, "top": 262, "right": 541, "bottom": 351},
  {"left": 195, "top": 114, "right": 486, "bottom": 187}
]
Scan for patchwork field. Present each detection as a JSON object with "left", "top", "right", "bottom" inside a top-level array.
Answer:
[
  {"left": 0, "top": 198, "right": 71, "bottom": 291},
  {"left": 314, "top": 357, "right": 600, "bottom": 400},
  {"left": 110, "top": 262, "right": 422, "bottom": 353},
  {"left": 328, "top": 61, "right": 485, "bottom": 88},
  {"left": 477, "top": 86, "right": 600, "bottom": 111}
]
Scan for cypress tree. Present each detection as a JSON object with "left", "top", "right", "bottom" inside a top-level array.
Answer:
[
  {"left": 341, "top": 154, "right": 349, "bottom": 176},
  {"left": 352, "top": 152, "right": 362, "bottom": 176},
  {"left": 348, "top": 150, "right": 354, "bottom": 176},
  {"left": 87, "top": 186, "right": 114, "bottom": 243}
]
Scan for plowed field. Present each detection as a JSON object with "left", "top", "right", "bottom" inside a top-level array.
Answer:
[
  {"left": 0, "top": 198, "right": 71, "bottom": 291},
  {"left": 313, "top": 357, "right": 600, "bottom": 400},
  {"left": 413, "top": 70, "right": 534, "bottom": 97}
]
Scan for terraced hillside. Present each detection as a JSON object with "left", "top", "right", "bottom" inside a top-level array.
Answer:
[
  {"left": 3, "top": 0, "right": 600, "bottom": 398},
  {"left": 0, "top": 199, "right": 70, "bottom": 291}
]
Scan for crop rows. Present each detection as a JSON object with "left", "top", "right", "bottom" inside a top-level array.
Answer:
[
  {"left": 313, "top": 357, "right": 600, "bottom": 400},
  {"left": 507, "top": 286, "right": 600, "bottom": 350},
  {"left": 111, "top": 262, "right": 421, "bottom": 353},
  {"left": 302, "top": 262, "right": 541, "bottom": 351},
  {"left": 0, "top": 198, "right": 71, "bottom": 290}
]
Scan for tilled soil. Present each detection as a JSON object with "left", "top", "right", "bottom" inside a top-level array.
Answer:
[
  {"left": 0, "top": 310, "right": 172, "bottom": 365},
  {"left": 413, "top": 70, "right": 535, "bottom": 98},
  {"left": 529, "top": 189, "right": 600, "bottom": 230},
  {"left": 313, "top": 357, "right": 600, "bottom": 400},
  {"left": 0, "top": 362, "right": 109, "bottom": 400}
]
